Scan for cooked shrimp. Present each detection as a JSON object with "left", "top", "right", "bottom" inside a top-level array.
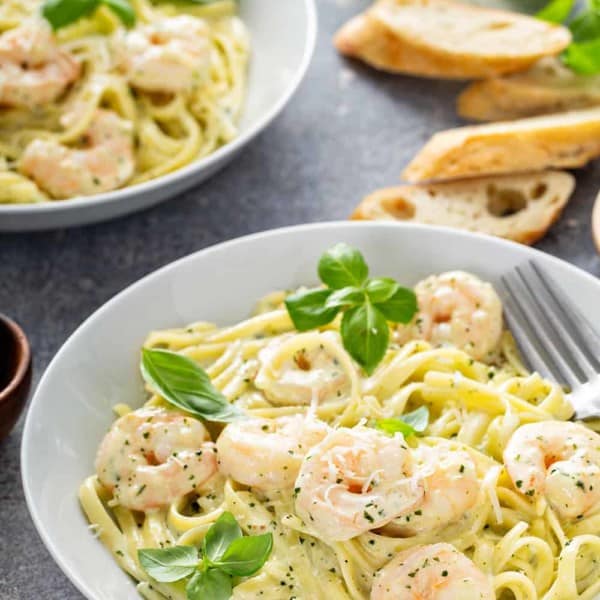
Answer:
[
  {"left": 254, "top": 331, "right": 358, "bottom": 406},
  {"left": 216, "top": 415, "right": 330, "bottom": 490},
  {"left": 504, "top": 421, "right": 600, "bottom": 520},
  {"left": 371, "top": 543, "right": 494, "bottom": 600},
  {"left": 0, "top": 19, "right": 80, "bottom": 108},
  {"left": 95, "top": 407, "right": 217, "bottom": 511},
  {"left": 19, "top": 109, "right": 134, "bottom": 198},
  {"left": 384, "top": 442, "right": 480, "bottom": 536},
  {"left": 294, "top": 426, "right": 423, "bottom": 542},
  {"left": 396, "top": 271, "right": 503, "bottom": 360},
  {"left": 119, "top": 15, "right": 210, "bottom": 93}
]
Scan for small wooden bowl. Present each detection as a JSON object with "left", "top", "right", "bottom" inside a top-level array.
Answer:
[{"left": 0, "top": 314, "right": 32, "bottom": 441}]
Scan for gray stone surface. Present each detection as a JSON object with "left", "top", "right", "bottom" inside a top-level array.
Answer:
[{"left": 1, "top": 1, "right": 600, "bottom": 598}]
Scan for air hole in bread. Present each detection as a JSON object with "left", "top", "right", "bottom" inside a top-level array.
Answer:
[
  {"left": 382, "top": 197, "right": 416, "bottom": 220},
  {"left": 486, "top": 185, "right": 527, "bottom": 217},
  {"left": 530, "top": 182, "right": 548, "bottom": 199}
]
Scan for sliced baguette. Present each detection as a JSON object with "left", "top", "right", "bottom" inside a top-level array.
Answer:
[
  {"left": 351, "top": 171, "right": 575, "bottom": 245},
  {"left": 403, "top": 107, "right": 600, "bottom": 183},
  {"left": 458, "top": 58, "right": 600, "bottom": 122},
  {"left": 334, "top": 0, "right": 571, "bottom": 79}
]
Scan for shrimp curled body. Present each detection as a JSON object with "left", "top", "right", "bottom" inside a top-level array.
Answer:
[
  {"left": 0, "top": 19, "right": 80, "bottom": 108},
  {"left": 20, "top": 109, "right": 135, "bottom": 199},
  {"left": 371, "top": 543, "right": 495, "bottom": 600},
  {"left": 216, "top": 415, "right": 330, "bottom": 490},
  {"left": 504, "top": 421, "right": 600, "bottom": 520},
  {"left": 397, "top": 271, "right": 503, "bottom": 360},
  {"left": 95, "top": 407, "right": 217, "bottom": 511},
  {"left": 120, "top": 16, "right": 210, "bottom": 93},
  {"left": 384, "top": 442, "right": 480, "bottom": 536},
  {"left": 294, "top": 427, "right": 423, "bottom": 542}
]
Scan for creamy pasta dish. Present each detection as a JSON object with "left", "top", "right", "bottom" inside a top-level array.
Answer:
[
  {"left": 0, "top": 0, "right": 249, "bottom": 203},
  {"left": 79, "top": 249, "right": 600, "bottom": 600}
]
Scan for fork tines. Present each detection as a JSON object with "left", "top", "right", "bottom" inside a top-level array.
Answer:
[{"left": 499, "top": 261, "right": 600, "bottom": 404}]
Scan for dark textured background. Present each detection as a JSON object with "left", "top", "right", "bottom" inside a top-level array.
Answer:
[{"left": 1, "top": 1, "right": 599, "bottom": 597}]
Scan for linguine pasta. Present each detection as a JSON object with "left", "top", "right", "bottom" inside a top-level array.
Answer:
[
  {"left": 0, "top": 0, "right": 249, "bottom": 203},
  {"left": 79, "top": 283, "right": 600, "bottom": 600}
]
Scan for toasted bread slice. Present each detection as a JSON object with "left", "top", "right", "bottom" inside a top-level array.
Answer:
[
  {"left": 351, "top": 171, "right": 575, "bottom": 244},
  {"left": 403, "top": 107, "right": 600, "bottom": 182},
  {"left": 458, "top": 58, "right": 600, "bottom": 122},
  {"left": 334, "top": 0, "right": 570, "bottom": 79}
]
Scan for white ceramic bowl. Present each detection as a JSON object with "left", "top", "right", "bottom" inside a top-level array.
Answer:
[
  {"left": 0, "top": 0, "right": 316, "bottom": 232},
  {"left": 21, "top": 222, "right": 600, "bottom": 599}
]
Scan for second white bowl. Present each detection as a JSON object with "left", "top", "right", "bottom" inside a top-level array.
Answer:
[{"left": 0, "top": 0, "right": 317, "bottom": 231}]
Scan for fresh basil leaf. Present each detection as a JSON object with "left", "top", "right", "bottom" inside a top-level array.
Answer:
[
  {"left": 318, "top": 243, "right": 369, "bottom": 289},
  {"left": 375, "top": 406, "right": 429, "bottom": 437},
  {"left": 42, "top": 0, "right": 99, "bottom": 29},
  {"left": 562, "top": 38, "right": 600, "bottom": 74},
  {"left": 375, "top": 418, "right": 416, "bottom": 437},
  {"left": 568, "top": 10, "right": 600, "bottom": 42},
  {"left": 324, "top": 286, "right": 365, "bottom": 309},
  {"left": 376, "top": 286, "right": 418, "bottom": 324},
  {"left": 340, "top": 303, "right": 389, "bottom": 375},
  {"left": 101, "top": 0, "right": 135, "bottom": 26},
  {"left": 186, "top": 569, "right": 232, "bottom": 600},
  {"left": 536, "top": 0, "right": 575, "bottom": 23},
  {"left": 203, "top": 512, "right": 242, "bottom": 564},
  {"left": 137, "top": 546, "right": 198, "bottom": 583},
  {"left": 141, "top": 348, "right": 243, "bottom": 423},
  {"left": 284, "top": 288, "right": 339, "bottom": 331},
  {"left": 214, "top": 533, "right": 273, "bottom": 576},
  {"left": 365, "top": 278, "right": 399, "bottom": 304}
]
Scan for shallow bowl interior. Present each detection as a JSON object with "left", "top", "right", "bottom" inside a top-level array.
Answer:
[{"left": 21, "top": 222, "right": 600, "bottom": 599}]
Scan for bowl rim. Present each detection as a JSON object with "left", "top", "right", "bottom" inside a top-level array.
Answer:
[
  {"left": 0, "top": 313, "right": 31, "bottom": 405},
  {"left": 22, "top": 221, "right": 600, "bottom": 599},
  {"left": 1, "top": 0, "right": 318, "bottom": 216}
]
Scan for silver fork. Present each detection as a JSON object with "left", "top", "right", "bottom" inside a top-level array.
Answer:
[{"left": 500, "top": 260, "right": 600, "bottom": 421}]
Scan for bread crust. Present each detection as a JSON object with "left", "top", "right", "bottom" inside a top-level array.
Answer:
[
  {"left": 351, "top": 171, "right": 575, "bottom": 245},
  {"left": 458, "top": 59, "right": 600, "bottom": 121},
  {"left": 334, "top": 0, "right": 571, "bottom": 79},
  {"left": 403, "top": 108, "right": 600, "bottom": 182}
]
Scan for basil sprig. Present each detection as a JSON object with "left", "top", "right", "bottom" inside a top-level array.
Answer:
[
  {"left": 138, "top": 512, "right": 273, "bottom": 600},
  {"left": 375, "top": 406, "right": 430, "bottom": 437},
  {"left": 141, "top": 348, "right": 243, "bottom": 423},
  {"left": 285, "top": 244, "right": 417, "bottom": 375},
  {"left": 536, "top": 0, "right": 575, "bottom": 24},
  {"left": 536, "top": 0, "right": 600, "bottom": 74},
  {"left": 41, "top": 0, "right": 229, "bottom": 29},
  {"left": 42, "top": 0, "right": 135, "bottom": 29}
]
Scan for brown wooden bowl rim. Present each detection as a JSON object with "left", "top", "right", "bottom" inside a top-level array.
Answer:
[{"left": 0, "top": 313, "right": 32, "bottom": 404}]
